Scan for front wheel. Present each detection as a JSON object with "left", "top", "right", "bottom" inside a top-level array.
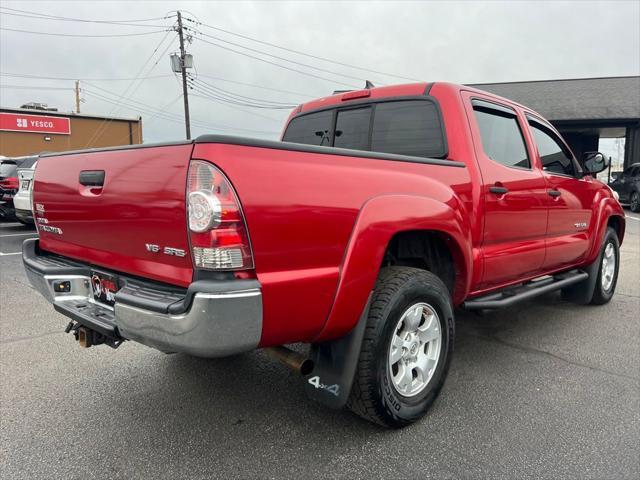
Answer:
[
  {"left": 347, "top": 267, "right": 454, "bottom": 428},
  {"left": 589, "top": 227, "right": 620, "bottom": 305}
]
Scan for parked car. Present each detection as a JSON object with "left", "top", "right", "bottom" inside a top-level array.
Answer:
[
  {"left": 13, "top": 156, "right": 39, "bottom": 224},
  {"left": 0, "top": 157, "right": 28, "bottom": 222},
  {"left": 23, "top": 82, "right": 625, "bottom": 427},
  {"left": 609, "top": 162, "right": 640, "bottom": 212}
]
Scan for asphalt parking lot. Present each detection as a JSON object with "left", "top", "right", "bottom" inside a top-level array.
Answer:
[{"left": 1, "top": 215, "right": 639, "bottom": 480}]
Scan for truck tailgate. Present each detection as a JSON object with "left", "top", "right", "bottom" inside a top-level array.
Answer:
[{"left": 33, "top": 144, "right": 194, "bottom": 287}]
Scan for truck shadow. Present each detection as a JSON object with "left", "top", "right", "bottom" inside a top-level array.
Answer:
[{"left": 103, "top": 291, "right": 579, "bottom": 436}]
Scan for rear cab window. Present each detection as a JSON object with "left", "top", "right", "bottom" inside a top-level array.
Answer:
[{"left": 282, "top": 98, "right": 447, "bottom": 159}]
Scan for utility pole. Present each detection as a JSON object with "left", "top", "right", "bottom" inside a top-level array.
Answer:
[
  {"left": 176, "top": 11, "right": 191, "bottom": 139},
  {"left": 75, "top": 80, "right": 81, "bottom": 114}
]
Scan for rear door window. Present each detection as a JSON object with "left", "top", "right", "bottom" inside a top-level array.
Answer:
[
  {"left": 334, "top": 107, "right": 371, "bottom": 151},
  {"left": 371, "top": 100, "right": 445, "bottom": 158},
  {"left": 282, "top": 110, "right": 333, "bottom": 146}
]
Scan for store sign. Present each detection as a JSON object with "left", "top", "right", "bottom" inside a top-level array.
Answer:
[{"left": 0, "top": 112, "right": 71, "bottom": 135}]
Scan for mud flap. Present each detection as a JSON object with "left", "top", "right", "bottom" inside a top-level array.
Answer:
[
  {"left": 303, "top": 294, "right": 371, "bottom": 409},
  {"left": 561, "top": 249, "right": 599, "bottom": 305}
]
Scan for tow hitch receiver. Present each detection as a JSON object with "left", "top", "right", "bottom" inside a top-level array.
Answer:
[{"left": 64, "top": 321, "right": 124, "bottom": 349}]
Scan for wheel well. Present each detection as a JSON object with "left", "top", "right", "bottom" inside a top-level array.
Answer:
[
  {"left": 607, "top": 215, "right": 625, "bottom": 244},
  {"left": 381, "top": 230, "right": 461, "bottom": 296}
]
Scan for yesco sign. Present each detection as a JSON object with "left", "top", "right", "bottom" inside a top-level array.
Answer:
[{"left": 0, "top": 112, "right": 71, "bottom": 135}]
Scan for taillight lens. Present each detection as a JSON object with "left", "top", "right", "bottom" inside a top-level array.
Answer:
[
  {"left": 0, "top": 177, "right": 19, "bottom": 191},
  {"left": 187, "top": 160, "right": 253, "bottom": 270}
]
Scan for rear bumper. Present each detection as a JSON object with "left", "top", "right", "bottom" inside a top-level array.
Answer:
[
  {"left": 14, "top": 208, "right": 34, "bottom": 224},
  {"left": 23, "top": 239, "right": 263, "bottom": 357}
]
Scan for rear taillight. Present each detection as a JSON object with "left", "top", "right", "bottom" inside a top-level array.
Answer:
[
  {"left": 0, "top": 177, "right": 19, "bottom": 191},
  {"left": 187, "top": 160, "right": 253, "bottom": 270}
]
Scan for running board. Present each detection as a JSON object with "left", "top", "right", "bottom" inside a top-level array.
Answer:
[{"left": 463, "top": 270, "right": 589, "bottom": 310}]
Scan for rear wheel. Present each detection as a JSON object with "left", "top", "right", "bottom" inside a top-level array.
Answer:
[
  {"left": 347, "top": 267, "right": 454, "bottom": 428},
  {"left": 630, "top": 191, "right": 640, "bottom": 213}
]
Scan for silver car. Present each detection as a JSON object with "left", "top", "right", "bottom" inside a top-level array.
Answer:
[{"left": 13, "top": 156, "right": 39, "bottom": 225}]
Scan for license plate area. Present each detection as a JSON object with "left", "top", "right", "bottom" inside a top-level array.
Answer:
[
  {"left": 20, "top": 180, "right": 30, "bottom": 191},
  {"left": 90, "top": 270, "right": 120, "bottom": 306}
]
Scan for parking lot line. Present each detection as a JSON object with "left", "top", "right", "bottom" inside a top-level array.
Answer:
[
  {"left": 626, "top": 215, "right": 640, "bottom": 222},
  {"left": 0, "top": 232, "right": 38, "bottom": 237},
  {"left": 0, "top": 222, "right": 21, "bottom": 228},
  {"left": 0, "top": 252, "right": 21, "bottom": 256}
]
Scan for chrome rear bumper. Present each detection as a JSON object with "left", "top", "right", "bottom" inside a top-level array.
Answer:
[{"left": 23, "top": 239, "right": 263, "bottom": 357}]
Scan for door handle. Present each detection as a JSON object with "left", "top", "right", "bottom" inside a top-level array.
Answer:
[
  {"left": 79, "top": 170, "right": 105, "bottom": 187},
  {"left": 489, "top": 185, "right": 509, "bottom": 195},
  {"left": 548, "top": 189, "right": 561, "bottom": 197}
]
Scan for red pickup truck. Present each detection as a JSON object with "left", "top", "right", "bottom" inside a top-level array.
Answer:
[{"left": 24, "top": 82, "right": 625, "bottom": 427}]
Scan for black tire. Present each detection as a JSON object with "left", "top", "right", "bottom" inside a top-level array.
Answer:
[
  {"left": 589, "top": 227, "right": 620, "bottom": 305},
  {"left": 347, "top": 267, "right": 454, "bottom": 428},
  {"left": 630, "top": 191, "right": 640, "bottom": 213}
]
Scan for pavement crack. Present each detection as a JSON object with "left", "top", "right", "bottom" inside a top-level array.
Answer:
[{"left": 464, "top": 332, "right": 640, "bottom": 382}]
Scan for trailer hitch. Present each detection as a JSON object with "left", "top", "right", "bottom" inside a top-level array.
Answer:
[{"left": 64, "top": 321, "right": 124, "bottom": 349}]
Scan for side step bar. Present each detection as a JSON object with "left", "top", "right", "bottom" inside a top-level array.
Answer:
[{"left": 463, "top": 270, "right": 588, "bottom": 310}]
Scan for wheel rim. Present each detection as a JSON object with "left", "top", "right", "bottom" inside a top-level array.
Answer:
[
  {"left": 388, "top": 302, "right": 442, "bottom": 397},
  {"left": 601, "top": 242, "right": 616, "bottom": 291},
  {"left": 631, "top": 193, "right": 639, "bottom": 211}
]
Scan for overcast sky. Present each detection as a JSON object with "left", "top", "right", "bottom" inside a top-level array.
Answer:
[{"left": 1, "top": 0, "right": 639, "bottom": 143}]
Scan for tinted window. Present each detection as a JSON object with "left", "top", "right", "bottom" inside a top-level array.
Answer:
[
  {"left": 371, "top": 101, "right": 445, "bottom": 157},
  {"left": 334, "top": 107, "right": 371, "bottom": 151},
  {"left": 283, "top": 110, "right": 333, "bottom": 146},
  {"left": 473, "top": 107, "right": 530, "bottom": 169},
  {"left": 0, "top": 162, "right": 18, "bottom": 177},
  {"left": 529, "top": 123, "right": 576, "bottom": 176}
]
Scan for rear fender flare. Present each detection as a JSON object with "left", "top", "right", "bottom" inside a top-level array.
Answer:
[{"left": 314, "top": 194, "right": 472, "bottom": 342}]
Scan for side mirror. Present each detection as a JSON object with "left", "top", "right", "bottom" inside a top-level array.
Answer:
[{"left": 583, "top": 152, "right": 609, "bottom": 175}]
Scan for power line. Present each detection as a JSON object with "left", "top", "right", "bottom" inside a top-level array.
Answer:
[
  {"left": 196, "top": 73, "right": 316, "bottom": 98},
  {"left": 83, "top": 89, "right": 279, "bottom": 135},
  {"left": 0, "top": 84, "right": 72, "bottom": 90},
  {"left": 84, "top": 81, "right": 283, "bottom": 133},
  {"left": 83, "top": 29, "right": 175, "bottom": 146},
  {"left": 0, "top": 10, "right": 171, "bottom": 28},
  {"left": 0, "top": 70, "right": 316, "bottom": 97},
  {"left": 0, "top": 6, "right": 171, "bottom": 23},
  {"left": 189, "top": 77, "right": 296, "bottom": 109},
  {"left": 186, "top": 18, "right": 420, "bottom": 82},
  {"left": 0, "top": 26, "right": 169, "bottom": 37},
  {"left": 187, "top": 26, "right": 375, "bottom": 85},
  {"left": 190, "top": 76, "right": 298, "bottom": 107},
  {"left": 0, "top": 72, "right": 173, "bottom": 82},
  {"left": 192, "top": 35, "right": 358, "bottom": 88}
]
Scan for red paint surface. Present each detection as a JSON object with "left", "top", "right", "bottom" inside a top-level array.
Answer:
[
  {"left": 34, "top": 82, "right": 625, "bottom": 347},
  {"left": 0, "top": 112, "right": 71, "bottom": 135}
]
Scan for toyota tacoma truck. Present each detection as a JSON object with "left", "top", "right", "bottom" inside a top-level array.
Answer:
[{"left": 23, "top": 82, "right": 625, "bottom": 427}]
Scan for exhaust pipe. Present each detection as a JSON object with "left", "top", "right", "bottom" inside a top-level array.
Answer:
[{"left": 264, "top": 346, "right": 314, "bottom": 376}]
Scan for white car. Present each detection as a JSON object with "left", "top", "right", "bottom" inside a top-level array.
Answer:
[{"left": 13, "top": 156, "right": 39, "bottom": 225}]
